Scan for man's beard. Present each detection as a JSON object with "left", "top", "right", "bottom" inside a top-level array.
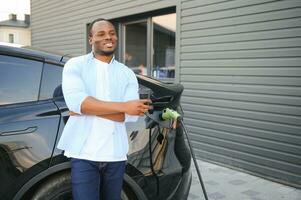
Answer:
[{"left": 93, "top": 46, "right": 115, "bottom": 56}]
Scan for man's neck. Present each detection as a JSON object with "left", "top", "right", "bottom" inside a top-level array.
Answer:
[{"left": 93, "top": 53, "right": 113, "bottom": 63}]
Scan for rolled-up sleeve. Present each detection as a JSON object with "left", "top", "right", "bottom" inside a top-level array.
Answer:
[
  {"left": 62, "top": 58, "right": 88, "bottom": 114},
  {"left": 123, "top": 69, "right": 139, "bottom": 122}
]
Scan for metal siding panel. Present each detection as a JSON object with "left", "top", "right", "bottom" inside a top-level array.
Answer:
[
  {"left": 32, "top": 0, "right": 153, "bottom": 28},
  {"left": 181, "top": 37, "right": 301, "bottom": 53},
  {"left": 182, "top": 82, "right": 301, "bottom": 97},
  {"left": 182, "top": 7, "right": 301, "bottom": 31},
  {"left": 182, "top": 103, "right": 301, "bottom": 127},
  {"left": 181, "top": 0, "right": 301, "bottom": 188},
  {"left": 182, "top": 95, "right": 301, "bottom": 117},
  {"left": 181, "top": 27, "right": 301, "bottom": 42},
  {"left": 181, "top": 0, "right": 233, "bottom": 10},
  {"left": 184, "top": 111, "right": 301, "bottom": 140},
  {"left": 181, "top": 17, "right": 301, "bottom": 41},
  {"left": 181, "top": 0, "right": 301, "bottom": 24},
  {"left": 181, "top": 75, "right": 301, "bottom": 86},
  {"left": 181, "top": 66, "right": 301, "bottom": 75},
  {"left": 181, "top": 0, "right": 278, "bottom": 17},
  {"left": 31, "top": 0, "right": 175, "bottom": 56},
  {"left": 183, "top": 89, "right": 301, "bottom": 106},
  {"left": 181, "top": 48, "right": 301, "bottom": 60},
  {"left": 187, "top": 130, "right": 301, "bottom": 171}
]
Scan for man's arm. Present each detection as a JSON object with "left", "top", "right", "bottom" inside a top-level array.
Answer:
[
  {"left": 101, "top": 113, "right": 125, "bottom": 122},
  {"left": 69, "top": 96, "right": 150, "bottom": 122},
  {"left": 80, "top": 96, "right": 150, "bottom": 117},
  {"left": 69, "top": 111, "right": 125, "bottom": 122},
  {"left": 63, "top": 58, "right": 150, "bottom": 121},
  {"left": 62, "top": 58, "right": 89, "bottom": 115}
]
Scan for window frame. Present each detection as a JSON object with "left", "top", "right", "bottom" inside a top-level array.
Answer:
[
  {"left": 119, "top": 19, "right": 150, "bottom": 75},
  {"left": 39, "top": 63, "right": 64, "bottom": 101},
  {"left": 8, "top": 34, "right": 14, "bottom": 43},
  {"left": 0, "top": 54, "right": 43, "bottom": 107},
  {"left": 117, "top": 14, "right": 175, "bottom": 83}
]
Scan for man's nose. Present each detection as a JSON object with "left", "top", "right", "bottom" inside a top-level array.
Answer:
[{"left": 104, "top": 33, "right": 111, "bottom": 40}]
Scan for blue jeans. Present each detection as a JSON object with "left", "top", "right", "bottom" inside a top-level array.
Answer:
[{"left": 71, "top": 158, "right": 126, "bottom": 200}]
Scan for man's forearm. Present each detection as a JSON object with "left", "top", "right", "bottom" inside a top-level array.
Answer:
[
  {"left": 81, "top": 96, "right": 126, "bottom": 115},
  {"left": 79, "top": 96, "right": 151, "bottom": 117},
  {"left": 69, "top": 111, "right": 125, "bottom": 122},
  {"left": 98, "top": 113, "right": 125, "bottom": 122}
]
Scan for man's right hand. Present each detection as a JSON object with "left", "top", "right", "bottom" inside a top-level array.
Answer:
[{"left": 124, "top": 99, "right": 152, "bottom": 116}]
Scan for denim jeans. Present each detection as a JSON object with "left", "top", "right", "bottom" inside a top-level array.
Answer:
[{"left": 71, "top": 158, "right": 126, "bottom": 200}]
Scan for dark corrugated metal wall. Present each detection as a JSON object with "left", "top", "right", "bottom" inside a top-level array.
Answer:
[{"left": 180, "top": 0, "right": 301, "bottom": 188}]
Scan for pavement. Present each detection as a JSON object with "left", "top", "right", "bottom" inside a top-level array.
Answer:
[{"left": 188, "top": 160, "right": 301, "bottom": 200}]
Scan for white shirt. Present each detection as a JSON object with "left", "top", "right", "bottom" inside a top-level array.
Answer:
[{"left": 57, "top": 53, "right": 139, "bottom": 161}]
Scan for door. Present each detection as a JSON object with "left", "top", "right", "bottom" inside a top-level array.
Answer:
[{"left": 0, "top": 55, "right": 61, "bottom": 199}]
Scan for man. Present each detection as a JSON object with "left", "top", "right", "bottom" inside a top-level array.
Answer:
[{"left": 57, "top": 18, "right": 151, "bottom": 200}]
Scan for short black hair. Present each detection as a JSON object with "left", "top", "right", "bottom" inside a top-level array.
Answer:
[{"left": 88, "top": 18, "right": 113, "bottom": 37}]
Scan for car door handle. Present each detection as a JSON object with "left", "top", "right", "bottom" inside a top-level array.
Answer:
[{"left": 0, "top": 126, "right": 38, "bottom": 136}]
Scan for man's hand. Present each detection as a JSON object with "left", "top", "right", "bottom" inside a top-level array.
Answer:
[{"left": 124, "top": 99, "right": 152, "bottom": 116}]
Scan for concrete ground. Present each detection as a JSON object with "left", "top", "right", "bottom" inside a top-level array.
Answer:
[{"left": 188, "top": 160, "right": 301, "bottom": 200}]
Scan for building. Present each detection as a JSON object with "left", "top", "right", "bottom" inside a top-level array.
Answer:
[
  {"left": 0, "top": 14, "right": 31, "bottom": 45},
  {"left": 31, "top": 0, "right": 301, "bottom": 188}
]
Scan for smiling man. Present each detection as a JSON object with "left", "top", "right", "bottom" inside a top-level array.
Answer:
[{"left": 57, "top": 18, "right": 151, "bottom": 200}]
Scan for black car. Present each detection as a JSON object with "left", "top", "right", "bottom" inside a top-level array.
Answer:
[{"left": 0, "top": 44, "right": 192, "bottom": 200}]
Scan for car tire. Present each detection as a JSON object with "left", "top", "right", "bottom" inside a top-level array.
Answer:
[
  {"left": 31, "top": 172, "right": 72, "bottom": 200},
  {"left": 30, "top": 171, "right": 134, "bottom": 200}
]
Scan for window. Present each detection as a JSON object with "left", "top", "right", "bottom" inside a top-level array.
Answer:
[
  {"left": 124, "top": 21, "right": 147, "bottom": 75},
  {"left": 39, "top": 63, "right": 63, "bottom": 100},
  {"left": 0, "top": 55, "right": 42, "bottom": 105},
  {"left": 8, "top": 34, "right": 14, "bottom": 43},
  {"left": 153, "top": 14, "right": 176, "bottom": 79},
  {"left": 119, "top": 12, "right": 176, "bottom": 82}
]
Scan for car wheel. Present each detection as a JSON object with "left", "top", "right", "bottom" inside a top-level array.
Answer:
[
  {"left": 30, "top": 171, "right": 134, "bottom": 200},
  {"left": 31, "top": 172, "right": 72, "bottom": 200}
]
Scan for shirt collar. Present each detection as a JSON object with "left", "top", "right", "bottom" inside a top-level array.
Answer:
[{"left": 89, "top": 51, "right": 115, "bottom": 65}]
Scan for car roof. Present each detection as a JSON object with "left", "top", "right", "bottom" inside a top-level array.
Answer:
[{"left": 0, "top": 43, "right": 69, "bottom": 65}]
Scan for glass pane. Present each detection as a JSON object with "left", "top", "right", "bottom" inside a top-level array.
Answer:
[
  {"left": 124, "top": 22, "right": 147, "bottom": 75},
  {"left": 0, "top": 55, "right": 42, "bottom": 105},
  {"left": 39, "top": 64, "right": 63, "bottom": 100},
  {"left": 9, "top": 34, "right": 14, "bottom": 43},
  {"left": 153, "top": 13, "right": 176, "bottom": 79}
]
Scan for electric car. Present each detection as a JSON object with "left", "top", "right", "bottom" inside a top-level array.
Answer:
[{"left": 0, "top": 44, "right": 192, "bottom": 200}]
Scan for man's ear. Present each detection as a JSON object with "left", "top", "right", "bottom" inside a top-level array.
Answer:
[{"left": 88, "top": 36, "right": 93, "bottom": 45}]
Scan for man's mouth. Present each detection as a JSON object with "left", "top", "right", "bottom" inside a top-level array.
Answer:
[{"left": 104, "top": 43, "right": 113, "bottom": 48}]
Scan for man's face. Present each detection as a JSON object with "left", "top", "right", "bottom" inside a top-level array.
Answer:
[{"left": 89, "top": 21, "right": 117, "bottom": 56}]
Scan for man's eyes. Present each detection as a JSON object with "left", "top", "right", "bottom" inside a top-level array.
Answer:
[{"left": 96, "top": 32, "right": 115, "bottom": 37}]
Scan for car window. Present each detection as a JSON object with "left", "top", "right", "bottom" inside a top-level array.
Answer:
[
  {"left": 39, "top": 63, "right": 63, "bottom": 100},
  {"left": 0, "top": 55, "right": 42, "bottom": 106}
]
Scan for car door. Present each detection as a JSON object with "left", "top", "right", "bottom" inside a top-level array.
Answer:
[{"left": 0, "top": 55, "right": 61, "bottom": 199}]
